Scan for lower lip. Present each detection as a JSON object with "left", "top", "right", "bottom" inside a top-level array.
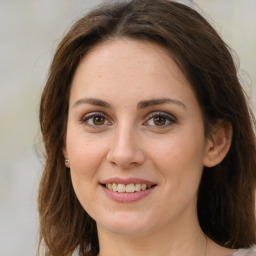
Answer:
[{"left": 101, "top": 185, "right": 156, "bottom": 203}]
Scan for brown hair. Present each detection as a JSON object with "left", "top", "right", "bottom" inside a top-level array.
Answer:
[{"left": 38, "top": 0, "right": 256, "bottom": 255}]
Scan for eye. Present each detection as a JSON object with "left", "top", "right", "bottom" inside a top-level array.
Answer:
[
  {"left": 144, "top": 112, "right": 177, "bottom": 127},
  {"left": 81, "top": 112, "right": 111, "bottom": 128}
]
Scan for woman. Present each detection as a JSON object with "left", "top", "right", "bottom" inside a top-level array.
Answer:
[{"left": 38, "top": 0, "right": 256, "bottom": 255}]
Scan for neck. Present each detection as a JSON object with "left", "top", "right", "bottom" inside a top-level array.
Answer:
[{"left": 97, "top": 216, "right": 207, "bottom": 256}]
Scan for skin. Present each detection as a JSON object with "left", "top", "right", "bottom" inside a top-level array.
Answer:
[{"left": 64, "top": 39, "right": 233, "bottom": 256}]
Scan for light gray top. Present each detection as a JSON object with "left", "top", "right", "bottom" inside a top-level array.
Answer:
[{"left": 230, "top": 249, "right": 256, "bottom": 256}]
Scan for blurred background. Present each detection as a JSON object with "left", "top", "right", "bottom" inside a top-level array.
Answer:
[{"left": 0, "top": 0, "right": 255, "bottom": 255}]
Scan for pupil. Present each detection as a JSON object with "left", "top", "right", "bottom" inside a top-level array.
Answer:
[
  {"left": 154, "top": 116, "right": 166, "bottom": 126},
  {"left": 93, "top": 116, "right": 104, "bottom": 125}
]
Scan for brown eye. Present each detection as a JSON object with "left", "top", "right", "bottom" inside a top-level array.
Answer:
[
  {"left": 82, "top": 113, "right": 111, "bottom": 128},
  {"left": 93, "top": 115, "right": 105, "bottom": 125},
  {"left": 144, "top": 112, "right": 177, "bottom": 128},
  {"left": 153, "top": 116, "right": 167, "bottom": 126}
]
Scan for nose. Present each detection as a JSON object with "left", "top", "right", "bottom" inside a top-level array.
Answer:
[{"left": 106, "top": 126, "right": 145, "bottom": 168}]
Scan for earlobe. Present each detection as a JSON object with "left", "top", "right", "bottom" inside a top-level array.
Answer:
[
  {"left": 203, "top": 120, "right": 232, "bottom": 167},
  {"left": 63, "top": 147, "right": 70, "bottom": 168}
]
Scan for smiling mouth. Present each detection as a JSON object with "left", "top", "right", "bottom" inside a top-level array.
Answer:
[{"left": 101, "top": 183, "right": 156, "bottom": 193}]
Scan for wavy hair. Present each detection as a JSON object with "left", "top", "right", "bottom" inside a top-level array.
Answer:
[{"left": 38, "top": 0, "right": 256, "bottom": 255}]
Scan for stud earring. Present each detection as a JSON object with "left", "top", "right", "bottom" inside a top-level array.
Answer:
[{"left": 65, "top": 159, "right": 70, "bottom": 164}]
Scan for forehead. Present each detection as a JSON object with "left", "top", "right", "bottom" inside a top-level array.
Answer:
[
  {"left": 70, "top": 39, "right": 195, "bottom": 107},
  {"left": 74, "top": 39, "right": 185, "bottom": 80}
]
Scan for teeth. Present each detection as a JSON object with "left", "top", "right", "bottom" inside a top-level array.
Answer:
[
  {"left": 106, "top": 183, "right": 112, "bottom": 190},
  {"left": 135, "top": 184, "right": 141, "bottom": 191},
  {"left": 117, "top": 184, "right": 126, "bottom": 192},
  {"left": 141, "top": 184, "right": 147, "bottom": 191},
  {"left": 112, "top": 183, "right": 118, "bottom": 192},
  {"left": 105, "top": 183, "right": 153, "bottom": 192},
  {"left": 126, "top": 184, "right": 135, "bottom": 193}
]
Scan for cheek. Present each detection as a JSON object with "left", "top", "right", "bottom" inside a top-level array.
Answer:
[
  {"left": 67, "top": 131, "right": 107, "bottom": 175},
  {"left": 66, "top": 133, "right": 107, "bottom": 205},
  {"left": 152, "top": 133, "right": 204, "bottom": 167},
  {"left": 150, "top": 132, "right": 205, "bottom": 193}
]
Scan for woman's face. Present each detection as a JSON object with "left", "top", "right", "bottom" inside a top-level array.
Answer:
[{"left": 64, "top": 39, "right": 212, "bottom": 236}]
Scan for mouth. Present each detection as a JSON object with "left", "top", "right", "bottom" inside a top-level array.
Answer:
[{"left": 101, "top": 183, "right": 157, "bottom": 193}]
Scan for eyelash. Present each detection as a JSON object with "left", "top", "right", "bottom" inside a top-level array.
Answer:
[
  {"left": 143, "top": 112, "right": 177, "bottom": 128},
  {"left": 80, "top": 111, "right": 177, "bottom": 129},
  {"left": 80, "top": 112, "right": 111, "bottom": 129}
]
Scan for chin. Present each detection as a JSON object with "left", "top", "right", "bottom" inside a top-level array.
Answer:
[{"left": 96, "top": 211, "right": 154, "bottom": 237}]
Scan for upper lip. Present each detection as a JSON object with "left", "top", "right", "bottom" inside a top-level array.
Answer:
[{"left": 100, "top": 177, "right": 157, "bottom": 185}]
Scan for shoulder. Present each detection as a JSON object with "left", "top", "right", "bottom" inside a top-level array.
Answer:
[{"left": 231, "top": 248, "right": 256, "bottom": 256}]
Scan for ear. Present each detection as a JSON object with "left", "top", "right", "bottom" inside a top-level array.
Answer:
[
  {"left": 203, "top": 120, "right": 232, "bottom": 167},
  {"left": 63, "top": 147, "right": 70, "bottom": 168}
]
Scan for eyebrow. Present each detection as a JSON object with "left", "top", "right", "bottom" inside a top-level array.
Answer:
[
  {"left": 72, "top": 97, "right": 186, "bottom": 109},
  {"left": 137, "top": 98, "right": 186, "bottom": 109},
  {"left": 72, "top": 98, "right": 111, "bottom": 108}
]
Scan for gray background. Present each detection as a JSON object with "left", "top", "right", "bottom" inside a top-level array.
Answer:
[{"left": 0, "top": 0, "right": 255, "bottom": 255}]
